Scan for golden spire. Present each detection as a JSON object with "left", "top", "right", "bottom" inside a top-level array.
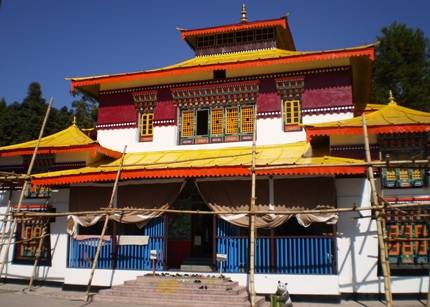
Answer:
[
  {"left": 72, "top": 115, "right": 77, "bottom": 125},
  {"left": 240, "top": 3, "right": 248, "bottom": 23},
  {"left": 388, "top": 90, "right": 397, "bottom": 105}
]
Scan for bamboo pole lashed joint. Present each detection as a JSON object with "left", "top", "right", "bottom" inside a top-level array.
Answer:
[
  {"left": 248, "top": 107, "right": 257, "bottom": 307},
  {"left": 0, "top": 98, "right": 53, "bottom": 279},
  {"left": 84, "top": 145, "right": 127, "bottom": 302},
  {"left": 362, "top": 114, "right": 393, "bottom": 307}
]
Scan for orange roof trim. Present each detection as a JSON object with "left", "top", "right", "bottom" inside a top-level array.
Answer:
[
  {"left": 31, "top": 165, "right": 365, "bottom": 186},
  {"left": 70, "top": 46, "right": 375, "bottom": 92},
  {"left": 180, "top": 18, "right": 288, "bottom": 39}
]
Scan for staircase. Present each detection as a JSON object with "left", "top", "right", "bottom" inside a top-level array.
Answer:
[
  {"left": 93, "top": 275, "right": 266, "bottom": 307},
  {"left": 180, "top": 257, "right": 212, "bottom": 272}
]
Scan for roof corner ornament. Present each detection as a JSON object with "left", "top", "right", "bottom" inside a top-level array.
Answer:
[
  {"left": 388, "top": 90, "right": 397, "bottom": 105},
  {"left": 240, "top": 3, "right": 248, "bottom": 23}
]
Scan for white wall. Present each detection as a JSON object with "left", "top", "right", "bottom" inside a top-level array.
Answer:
[
  {"left": 336, "top": 178, "right": 429, "bottom": 294},
  {"left": 0, "top": 189, "right": 70, "bottom": 283},
  {"left": 97, "top": 112, "right": 356, "bottom": 153}
]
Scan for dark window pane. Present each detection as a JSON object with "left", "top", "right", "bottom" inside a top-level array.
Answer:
[{"left": 196, "top": 110, "right": 209, "bottom": 135}]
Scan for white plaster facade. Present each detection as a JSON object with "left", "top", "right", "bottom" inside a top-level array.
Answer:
[{"left": 97, "top": 111, "right": 354, "bottom": 153}]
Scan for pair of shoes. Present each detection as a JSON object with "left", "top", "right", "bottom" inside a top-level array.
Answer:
[
  {"left": 193, "top": 280, "right": 201, "bottom": 283},
  {"left": 198, "top": 285, "right": 208, "bottom": 290}
]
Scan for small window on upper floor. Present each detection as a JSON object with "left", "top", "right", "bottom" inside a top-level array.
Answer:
[
  {"left": 283, "top": 99, "right": 302, "bottom": 131},
  {"left": 140, "top": 112, "right": 154, "bottom": 142}
]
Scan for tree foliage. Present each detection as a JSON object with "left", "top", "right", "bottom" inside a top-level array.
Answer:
[
  {"left": 373, "top": 22, "right": 430, "bottom": 111},
  {"left": 0, "top": 82, "right": 97, "bottom": 147}
]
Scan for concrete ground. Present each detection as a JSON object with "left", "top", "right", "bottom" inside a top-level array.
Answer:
[{"left": 0, "top": 283, "right": 425, "bottom": 307}]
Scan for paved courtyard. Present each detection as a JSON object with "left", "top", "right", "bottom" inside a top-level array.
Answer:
[{"left": 0, "top": 283, "right": 425, "bottom": 307}]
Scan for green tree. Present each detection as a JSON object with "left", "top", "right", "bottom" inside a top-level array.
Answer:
[
  {"left": 373, "top": 22, "right": 430, "bottom": 111},
  {"left": 71, "top": 96, "right": 98, "bottom": 129},
  {"left": 0, "top": 82, "right": 74, "bottom": 146}
]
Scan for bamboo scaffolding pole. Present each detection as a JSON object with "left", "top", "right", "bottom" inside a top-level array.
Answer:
[
  {"left": 28, "top": 225, "right": 47, "bottom": 290},
  {"left": 84, "top": 146, "right": 127, "bottom": 302},
  {"left": 362, "top": 114, "right": 393, "bottom": 307},
  {"left": 248, "top": 109, "right": 257, "bottom": 307},
  {"left": 10, "top": 201, "right": 430, "bottom": 218},
  {"left": 0, "top": 200, "right": 12, "bottom": 257},
  {"left": 0, "top": 98, "right": 52, "bottom": 279}
]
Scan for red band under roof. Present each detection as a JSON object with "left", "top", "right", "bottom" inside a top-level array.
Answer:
[{"left": 180, "top": 18, "right": 288, "bottom": 39}]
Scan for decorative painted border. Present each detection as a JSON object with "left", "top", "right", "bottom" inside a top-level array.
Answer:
[
  {"left": 96, "top": 122, "right": 137, "bottom": 130},
  {"left": 153, "top": 119, "right": 176, "bottom": 126},
  {"left": 302, "top": 105, "right": 354, "bottom": 115},
  {"left": 257, "top": 111, "right": 281, "bottom": 119}
]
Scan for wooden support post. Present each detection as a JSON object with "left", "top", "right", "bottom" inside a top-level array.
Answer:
[
  {"left": 0, "top": 98, "right": 52, "bottom": 279},
  {"left": 0, "top": 200, "right": 12, "bottom": 258},
  {"left": 362, "top": 114, "right": 393, "bottom": 307},
  {"left": 248, "top": 108, "right": 257, "bottom": 307},
  {"left": 84, "top": 146, "right": 127, "bottom": 302},
  {"left": 28, "top": 225, "right": 47, "bottom": 290}
]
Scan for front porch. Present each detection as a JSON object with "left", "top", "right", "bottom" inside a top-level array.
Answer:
[{"left": 68, "top": 217, "right": 336, "bottom": 275}]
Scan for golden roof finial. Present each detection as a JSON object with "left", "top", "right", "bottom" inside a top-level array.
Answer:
[
  {"left": 72, "top": 115, "right": 77, "bottom": 125},
  {"left": 388, "top": 90, "right": 397, "bottom": 105},
  {"left": 240, "top": 3, "right": 248, "bottom": 23}
]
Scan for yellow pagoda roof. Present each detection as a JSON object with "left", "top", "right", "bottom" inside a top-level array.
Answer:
[
  {"left": 68, "top": 44, "right": 375, "bottom": 95},
  {"left": 31, "top": 142, "right": 366, "bottom": 186},
  {"left": 308, "top": 102, "right": 430, "bottom": 128},
  {"left": 0, "top": 124, "right": 121, "bottom": 158},
  {"left": 306, "top": 101, "right": 430, "bottom": 138}
]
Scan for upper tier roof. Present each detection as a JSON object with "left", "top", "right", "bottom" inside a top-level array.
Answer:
[
  {"left": 179, "top": 17, "right": 296, "bottom": 52},
  {"left": 0, "top": 124, "right": 121, "bottom": 158},
  {"left": 68, "top": 44, "right": 375, "bottom": 96}
]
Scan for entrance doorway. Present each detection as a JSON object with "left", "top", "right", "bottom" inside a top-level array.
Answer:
[{"left": 166, "top": 181, "right": 213, "bottom": 270}]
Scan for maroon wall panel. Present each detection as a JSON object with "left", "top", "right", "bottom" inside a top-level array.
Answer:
[
  {"left": 256, "top": 78, "right": 280, "bottom": 113},
  {"left": 98, "top": 92, "right": 137, "bottom": 125},
  {"left": 302, "top": 70, "right": 353, "bottom": 109},
  {"left": 154, "top": 89, "right": 176, "bottom": 122}
]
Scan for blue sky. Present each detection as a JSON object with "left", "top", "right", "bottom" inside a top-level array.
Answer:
[{"left": 0, "top": 0, "right": 429, "bottom": 109}]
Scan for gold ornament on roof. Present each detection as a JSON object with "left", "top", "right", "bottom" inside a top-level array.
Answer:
[
  {"left": 388, "top": 90, "right": 397, "bottom": 105},
  {"left": 240, "top": 4, "right": 248, "bottom": 23}
]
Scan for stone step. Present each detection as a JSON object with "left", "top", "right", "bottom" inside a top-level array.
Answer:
[
  {"left": 93, "top": 294, "right": 265, "bottom": 307},
  {"left": 102, "top": 284, "right": 245, "bottom": 295},
  {"left": 100, "top": 292, "right": 248, "bottom": 303},
  {"left": 180, "top": 264, "right": 213, "bottom": 272},
  {"left": 128, "top": 279, "right": 238, "bottom": 289}
]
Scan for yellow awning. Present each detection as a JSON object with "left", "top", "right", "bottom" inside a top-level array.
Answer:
[{"left": 31, "top": 142, "right": 366, "bottom": 186}]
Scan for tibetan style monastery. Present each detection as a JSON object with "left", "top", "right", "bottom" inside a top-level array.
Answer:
[{"left": 0, "top": 8, "right": 429, "bottom": 299}]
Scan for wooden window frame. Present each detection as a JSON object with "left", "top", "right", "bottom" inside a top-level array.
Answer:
[
  {"left": 13, "top": 220, "right": 51, "bottom": 266},
  {"left": 283, "top": 99, "right": 302, "bottom": 132},
  {"left": 139, "top": 112, "right": 154, "bottom": 142},
  {"left": 179, "top": 105, "right": 254, "bottom": 145}
]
